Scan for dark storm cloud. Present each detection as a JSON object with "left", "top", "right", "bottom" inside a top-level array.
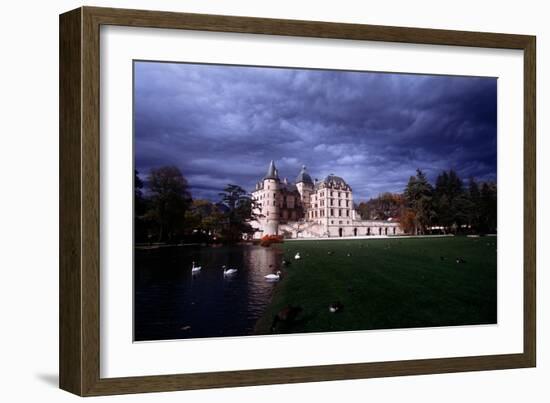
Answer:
[{"left": 134, "top": 61, "right": 497, "bottom": 202}]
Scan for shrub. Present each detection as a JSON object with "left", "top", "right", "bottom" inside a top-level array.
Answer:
[{"left": 260, "top": 234, "right": 284, "bottom": 247}]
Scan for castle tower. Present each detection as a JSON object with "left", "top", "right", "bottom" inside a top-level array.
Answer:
[
  {"left": 295, "top": 165, "right": 314, "bottom": 210},
  {"left": 263, "top": 160, "right": 280, "bottom": 235}
]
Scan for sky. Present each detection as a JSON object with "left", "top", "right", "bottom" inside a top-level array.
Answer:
[{"left": 134, "top": 61, "right": 497, "bottom": 202}]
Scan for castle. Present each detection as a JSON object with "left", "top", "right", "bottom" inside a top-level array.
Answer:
[{"left": 250, "top": 160, "right": 403, "bottom": 239}]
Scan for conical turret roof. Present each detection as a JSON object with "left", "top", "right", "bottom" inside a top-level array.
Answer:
[{"left": 264, "top": 160, "right": 279, "bottom": 180}]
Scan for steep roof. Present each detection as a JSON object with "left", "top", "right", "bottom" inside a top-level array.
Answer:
[
  {"left": 263, "top": 160, "right": 279, "bottom": 181},
  {"left": 324, "top": 174, "right": 347, "bottom": 186},
  {"left": 315, "top": 174, "right": 351, "bottom": 190}
]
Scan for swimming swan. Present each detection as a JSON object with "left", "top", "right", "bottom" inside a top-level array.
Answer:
[
  {"left": 264, "top": 270, "right": 282, "bottom": 280},
  {"left": 223, "top": 265, "right": 238, "bottom": 275},
  {"left": 191, "top": 261, "right": 202, "bottom": 272}
]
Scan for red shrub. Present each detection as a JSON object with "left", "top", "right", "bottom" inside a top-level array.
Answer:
[{"left": 260, "top": 234, "right": 284, "bottom": 247}]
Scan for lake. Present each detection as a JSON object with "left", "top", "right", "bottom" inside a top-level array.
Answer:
[{"left": 134, "top": 244, "right": 283, "bottom": 341}]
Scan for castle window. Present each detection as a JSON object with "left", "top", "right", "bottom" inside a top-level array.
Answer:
[
  {"left": 338, "top": 200, "right": 341, "bottom": 207},
  {"left": 346, "top": 210, "right": 349, "bottom": 217},
  {"left": 330, "top": 199, "right": 333, "bottom": 206},
  {"left": 330, "top": 209, "right": 334, "bottom": 216},
  {"left": 273, "top": 201, "right": 276, "bottom": 206},
  {"left": 338, "top": 192, "right": 341, "bottom": 198}
]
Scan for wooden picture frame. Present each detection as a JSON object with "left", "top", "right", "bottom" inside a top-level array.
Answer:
[{"left": 59, "top": 6, "right": 536, "bottom": 396}]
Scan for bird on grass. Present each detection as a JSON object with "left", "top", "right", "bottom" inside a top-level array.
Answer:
[
  {"left": 191, "top": 261, "right": 202, "bottom": 273},
  {"left": 456, "top": 257, "right": 466, "bottom": 264},
  {"left": 271, "top": 305, "right": 303, "bottom": 333},
  {"left": 329, "top": 301, "right": 344, "bottom": 313},
  {"left": 294, "top": 252, "right": 301, "bottom": 260}
]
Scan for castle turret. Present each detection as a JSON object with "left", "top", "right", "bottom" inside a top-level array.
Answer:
[
  {"left": 295, "top": 165, "right": 314, "bottom": 209},
  {"left": 263, "top": 160, "right": 280, "bottom": 235}
]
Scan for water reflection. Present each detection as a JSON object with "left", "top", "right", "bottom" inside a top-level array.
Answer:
[{"left": 134, "top": 244, "right": 283, "bottom": 341}]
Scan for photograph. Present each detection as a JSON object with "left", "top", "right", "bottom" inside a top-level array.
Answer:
[{"left": 133, "top": 61, "right": 498, "bottom": 342}]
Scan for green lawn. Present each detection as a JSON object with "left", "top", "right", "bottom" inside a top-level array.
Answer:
[{"left": 255, "top": 236, "right": 497, "bottom": 335}]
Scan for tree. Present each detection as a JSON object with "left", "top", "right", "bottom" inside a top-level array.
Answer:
[
  {"left": 358, "top": 193, "right": 405, "bottom": 220},
  {"left": 464, "top": 178, "right": 481, "bottom": 232},
  {"left": 146, "top": 166, "right": 191, "bottom": 242},
  {"left": 404, "top": 169, "right": 435, "bottom": 234},
  {"left": 134, "top": 170, "right": 150, "bottom": 242},
  {"left": 433, "top": 169, "right": 470, "bottom": 233},
  {"left": 218, "top": 184, "right": 258, "bottom": 242},
  {"left": 183, "top": 199, "right": 225, "bottom": 241},
  {"left": 399, "top": 208, "right": 417, "bottom": 234},
  {"left": 479, "top": 182, "right": 497, "bottom": 233}
]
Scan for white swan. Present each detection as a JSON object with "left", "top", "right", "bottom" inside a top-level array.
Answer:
[
  {"left": 223, "top": 265, "right": 237, "bottom": 275},
  {"left": 294, "top": 252, "right": 301, "bottom": 260},
  {"left": 191, "top": 261, "right": 202, "bottom": 272},
  {"left": 264, "top": 270, "right": 282, "bottom": 280}
]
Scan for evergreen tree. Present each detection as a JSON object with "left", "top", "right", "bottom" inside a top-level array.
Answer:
[
  {"left": 466, "top": 178, "right": 481, "bottom": 232},
  {"left": 404, "top": 169, "right": 435, "bottom": 234},
  {"left": 433, "top": 169, "right": 470, "bottom": 233},
  {"left": 480, "top": 182, "right": 497, "bottom": 233}
]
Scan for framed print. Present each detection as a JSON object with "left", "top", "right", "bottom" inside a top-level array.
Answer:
[{"left": 59, "top": 6, "right": 536, "bottom": 396}]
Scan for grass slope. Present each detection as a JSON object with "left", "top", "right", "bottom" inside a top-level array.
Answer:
[{"left": 255, "top": 236, "right": 497, "bottom": 335}]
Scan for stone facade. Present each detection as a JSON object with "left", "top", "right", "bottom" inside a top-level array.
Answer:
[{"left": 251, "top": 161, "right": 403, "bottom": 239}]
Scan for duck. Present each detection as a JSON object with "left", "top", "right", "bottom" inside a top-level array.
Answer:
[
  {"left": 264, "top": 270, "right": 282, "bottom": 280},
  {"left": 282, "top": 258, "right": 291, "bottom": 266},
  {"left": 222, "top": 265, "right": 237, "bottom": 275},
  {"left": 294, "top": 252, "right": 301, "bottom": 260},
  {"left": 329, "top": 301, "right": 344, "bottom": 313},
  {"left": 456, "top": 257, "right": 466, "bottom": 264},
  {"left": 191, "top": 261, "right": 202, "bottom": 272},
  {"left": 327, "top": 251, "right": 334, "bottom": 256}
]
